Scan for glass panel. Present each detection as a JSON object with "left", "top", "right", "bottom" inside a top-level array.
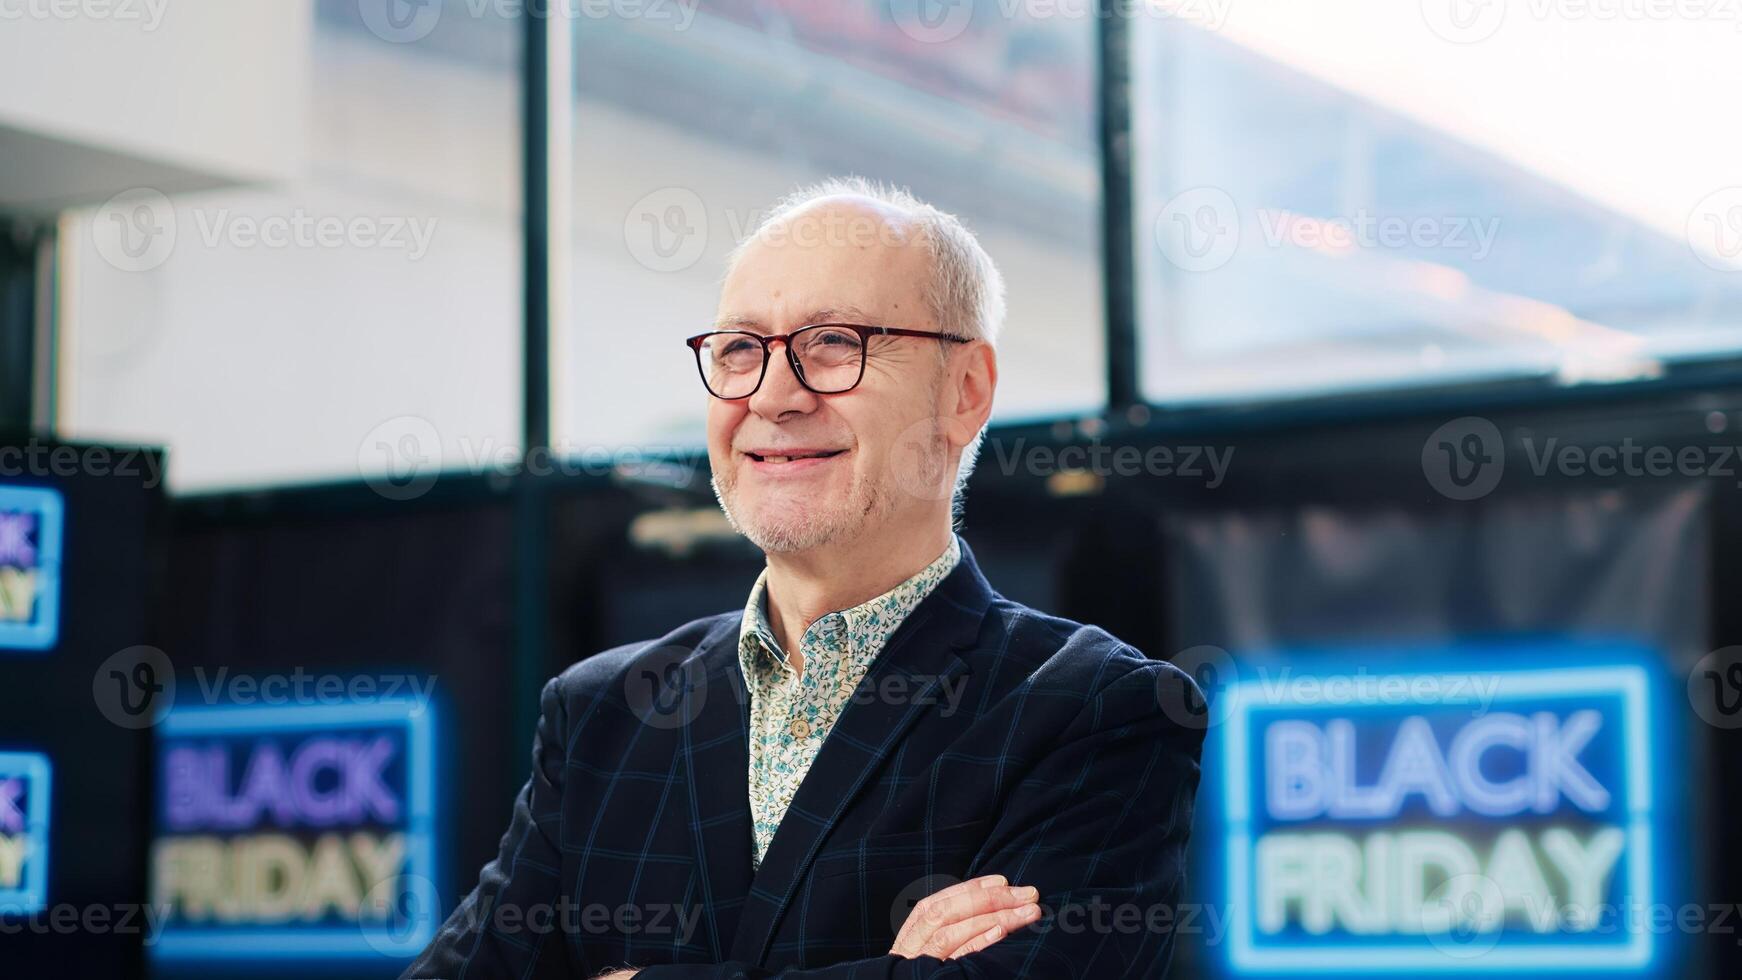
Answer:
[
  {"left": 59, "top": 0, "right": 522, "bottom": 492},
  {"left": 558, "top": 0, "right": 1105, "bottom": 454},
  {"left": 1133, "top": 1, "right": 1742, "bottom": 404}
]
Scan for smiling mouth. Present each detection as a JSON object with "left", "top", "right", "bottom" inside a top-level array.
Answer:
[{"left": 745, "top": 449, "right": 847, "bottom": 464}]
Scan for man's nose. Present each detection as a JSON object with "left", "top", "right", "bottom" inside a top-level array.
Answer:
[{"left": 747, "top": 341, "right": 819, "bottom": 418}]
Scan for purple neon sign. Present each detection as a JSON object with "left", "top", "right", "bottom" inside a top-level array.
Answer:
[{"left": 162, "top": 734, "right": 402, "bottom": 831}]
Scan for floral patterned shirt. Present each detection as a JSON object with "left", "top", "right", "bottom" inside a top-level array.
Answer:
[{"left": 737, "top": 536, "right": 962, "bottom": 868}]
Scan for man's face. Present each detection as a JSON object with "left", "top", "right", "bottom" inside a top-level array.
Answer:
[{"left": 707, "top": 200, "right": 953, "bottom": 555}]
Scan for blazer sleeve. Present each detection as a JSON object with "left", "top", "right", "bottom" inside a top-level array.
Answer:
[
  {"left": 634, "top": 660, "right": 1206, "bottom": 980},
  {"left": 402, "top": 676, "right": 576, "bottom": 980}
]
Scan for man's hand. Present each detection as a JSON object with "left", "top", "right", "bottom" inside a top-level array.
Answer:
[
  {"left": 889, "top": 874, "right": 1042, "bottom": 961},
  {"left": 594, "top": 971, "right": 637, "bottom": 979}
]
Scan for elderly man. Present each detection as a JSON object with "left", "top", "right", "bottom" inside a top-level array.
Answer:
[{"left": 406, "top": 179, "right": 1204, "bottom": 979}]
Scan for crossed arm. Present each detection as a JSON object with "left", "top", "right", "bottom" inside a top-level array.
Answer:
[
  {"left": 597, "top": 663, "right": 1205, "bottom": 980},
  {"left": 595, "top": 875, "right": 1042, "bottom": 979}
]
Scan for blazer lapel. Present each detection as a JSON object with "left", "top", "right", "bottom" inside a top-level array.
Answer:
[
  {"left": 727, "top": 542, "right": 998, "bottom": 965},
  {"left": 680, "top": 615, "right": 756, "bottom": 960}
]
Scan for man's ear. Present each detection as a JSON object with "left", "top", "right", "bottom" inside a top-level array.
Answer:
[{"left": 946, "top": 341, "right": 997, "bottom": 450}]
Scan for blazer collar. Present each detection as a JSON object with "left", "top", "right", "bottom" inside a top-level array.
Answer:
[{"left": 720, "top": 537, "right": 999, "bottom": 965}]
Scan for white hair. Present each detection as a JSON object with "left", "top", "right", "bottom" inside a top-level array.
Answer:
[{"left": 726, "top": 176, "right": 1006, "bottom": 511}]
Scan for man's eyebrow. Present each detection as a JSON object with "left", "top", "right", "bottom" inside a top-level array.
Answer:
[{"left": 712, "top": 306, "right": 876, "bottom": 332}]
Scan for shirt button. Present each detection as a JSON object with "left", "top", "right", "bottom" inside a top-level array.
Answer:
[{"left": 789, "top": 718, "right": 813, "bottom": 740}]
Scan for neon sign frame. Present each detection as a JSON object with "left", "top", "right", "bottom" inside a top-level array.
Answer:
[
  {"left": 0, "top": 485, "right": 64, "bottom": 652},
  {"left": 1219, "top": 661, "right": 1655, "bottom": 974},
  {"left": 0, "top": 750, "right": 51, "bottom": 913},
  {"left": 152, "top": 698, "right": 438, "bottom": 961}
]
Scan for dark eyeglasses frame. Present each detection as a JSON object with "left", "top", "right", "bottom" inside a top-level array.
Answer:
[{"left": 684, "top": 323, "right": 971, "bottom": 400}]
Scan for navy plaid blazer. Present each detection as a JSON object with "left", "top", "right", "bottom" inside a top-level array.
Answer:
[{"left": 406, "top": 542, "right": 1204, "bottom": 979}]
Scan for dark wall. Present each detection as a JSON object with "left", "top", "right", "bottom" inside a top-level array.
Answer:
[{"left": 0, "top": 437, "right": 165, "bottom": 977}]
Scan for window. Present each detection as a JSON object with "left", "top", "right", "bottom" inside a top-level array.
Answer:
[
  {"left": 59, "top": 1, "right": 522, "bottom": 492},
  {"left": 556, "top": 0, "right": 1106, "bottom": 454},
  {"left": 1133, "top": 1, "right": 1742, "bottom": 405}
]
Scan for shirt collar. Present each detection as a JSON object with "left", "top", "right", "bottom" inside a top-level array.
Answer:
[{"left": 738, "top": 535, "right": 962, "bottom": 682}]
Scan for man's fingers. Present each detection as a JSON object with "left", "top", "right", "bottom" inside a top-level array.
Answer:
[
  {"left": 889, "top": 876, "right": 1040, "bottom": 959},
  {"left": 930, "top": 903, "right": 1042, "bottom": 958},
  {"left": 918, "top": 882, "right": 1038, "bottom": 930},
  {"left": 950, "top": 924, "right": 1005, "bottom": 960},
  {"left": 925, "top": 874, "right": 1007, "bottom": 905}
]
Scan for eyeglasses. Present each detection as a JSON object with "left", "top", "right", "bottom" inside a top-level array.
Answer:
[{"left": 684, "top": 323, "right": 970, "bottom": 400}]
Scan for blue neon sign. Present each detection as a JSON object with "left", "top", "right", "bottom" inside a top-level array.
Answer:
[
  {"left": 0, "top": 486, "right": 63, "bottom": 652},
  {"left": 0, "top": 751, "right": 51, "bottom": 913},
  {"left": 150, "top": 698, "right": 438, "bottom": 961},
  {"left": 1217, "top": 660, "right": 1655, "bottom": 974}
]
